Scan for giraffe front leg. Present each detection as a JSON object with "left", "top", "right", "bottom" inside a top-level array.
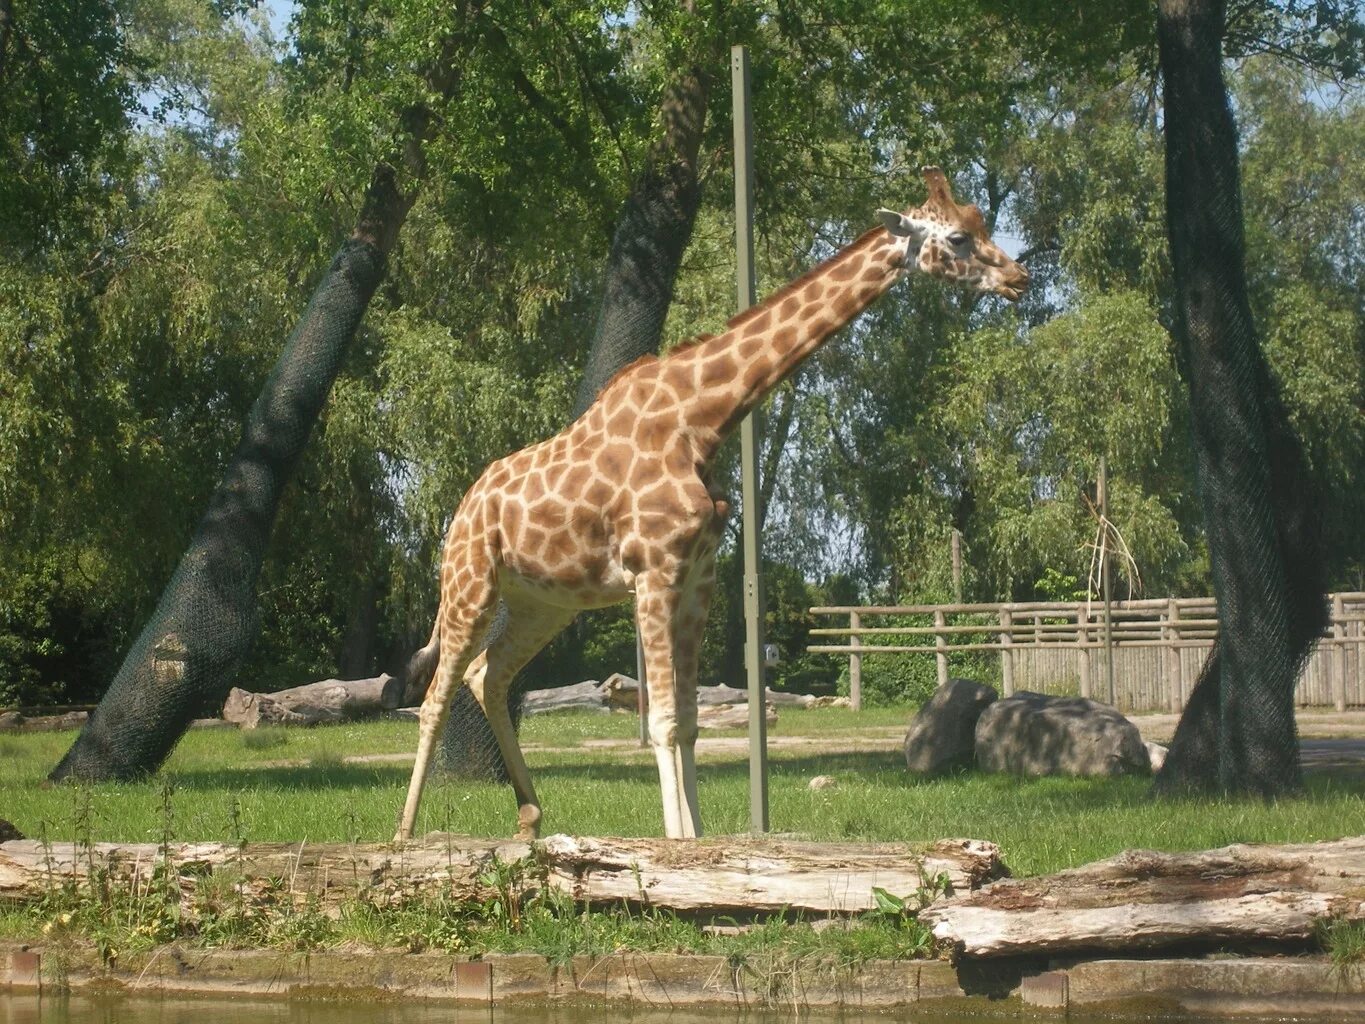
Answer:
[
  {"left": 672, "top": 552, "right": 721, "bottom": 838},
  {"left": 672, "top": 513, "right": 725, "bottom": 838},
  {"left": 636, "top": 572, "right": 696, "bottom": 839}
]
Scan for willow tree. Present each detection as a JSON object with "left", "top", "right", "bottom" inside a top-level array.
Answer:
[{"left": 1152, "top": 0, "right": 1328, "bottom": 796}]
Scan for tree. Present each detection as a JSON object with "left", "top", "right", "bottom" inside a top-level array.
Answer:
[
  {"left": 1152, "top": 0, "right": 1328, "bottom": 796},
  {"left": 47, "top": 0, "right": 469, "bottom": 778},
  {"left": 48, "top": 166, "right": 407, "bottom": 781}
]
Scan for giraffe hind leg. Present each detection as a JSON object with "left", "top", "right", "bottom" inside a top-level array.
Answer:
[
  {"left": 465, "top": 591, "right": 576, "bottom": 839},
  {"left": 395, "top": 572, "right": 497, "bottom": 843}
]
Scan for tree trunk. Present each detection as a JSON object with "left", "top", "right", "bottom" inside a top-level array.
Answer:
[
  {"left": 434, "top": 62, "right": 712, "bottom": 780},
  {"left": 921, "top": 837, "right": 1365, "bottom": 957},
  {"left": 49, "top": 167, "right": 413, "bottom": 782},
  {"left": 0, "top": 834, "right": 1002, "bottom": 917},
  {"left": 1150, "top": 0, "right": 1327, "bottom": 797}
]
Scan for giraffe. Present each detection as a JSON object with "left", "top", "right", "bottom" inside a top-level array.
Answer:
[{"left": 395, "top": 166, "right": 1029, "bottom": 842}]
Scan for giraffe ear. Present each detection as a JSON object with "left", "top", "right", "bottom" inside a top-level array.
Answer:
[{"left": 876, "top": 208, "right": 914, "bottom": 236}]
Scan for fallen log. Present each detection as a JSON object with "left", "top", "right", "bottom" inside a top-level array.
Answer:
[
  {"left": 521, "top": 680, "right": 612, "bottom": 715},
  {"left": 605, "top": 677, "right": 834, "bottom": 710},
  {"left": 0, "top": 834, "right": 1003, "bottom": 917},
  {"left": 697, "top": 702, "right": 777, "bottom": 730},
  {"left": 920, "top": 837, "right": 1365, "bottom": 957},
  {"left": 223, "top": 675, "right": 404, "bottom": 728}
]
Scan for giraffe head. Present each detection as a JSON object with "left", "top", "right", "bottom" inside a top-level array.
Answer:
[{"left": 876, "top": 166, "right": 1030, "bottom": 301}]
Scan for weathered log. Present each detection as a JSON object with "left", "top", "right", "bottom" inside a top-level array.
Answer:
[
  {"left": 697, "top": 702, "right": 777, "bottom": 730},
  {"left": 0, "top": 834, "right": 1002, "bottom": 916},
  {"left": 605, "top": 677, "right": 829, "bottom": 710},
  {"left": 392, "top": 690, "right": 780, "bottom": 727},
  {"left": 223, "top": 675, "right": 403, "bottom": 728},
  {"left": 522, "top": 680, "right": 612, "bottom": 715},
  {"left": 920, "top": 837, "right": 1365, "bottom": 957}
]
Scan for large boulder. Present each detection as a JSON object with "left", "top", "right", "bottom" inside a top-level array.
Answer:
[
  {"left": 975, "top": 691, "right": 1150, "bottom": 777},
  {"left": 904, "top": 678, "right": 999, "bottom": 775}
]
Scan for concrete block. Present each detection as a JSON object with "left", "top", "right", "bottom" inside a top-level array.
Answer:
[
  {"left": 916, "top": 960, "right": 966, "bottom": 1001},
  {"left": 848, "top": 960, "right": 918, "bottom": 1007},
  {"left": 487, "top": 953, "right": 555, "bottom": 1001},
  {"left": 1020, "top": 970, "right": 1068, "bottom": 1008},
  {"left": 9, "top": 950, "right": 40, "bottom": 990},
  {"left": 453, "top": 959, "right": 492, "bottom": 1003}
]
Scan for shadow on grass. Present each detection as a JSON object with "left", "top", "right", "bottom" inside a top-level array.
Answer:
[
  {"left": 168, "top": 763, "right": 412, "bottom": 792},
  {"left": 162, "top": 746, "right": 1365, "bottom": 810}
]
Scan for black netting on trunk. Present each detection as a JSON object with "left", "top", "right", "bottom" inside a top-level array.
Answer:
[
  {"left": 50, "top": 239, "right": 387, "bottom": 782},
  {"left": 1151, "top": 0, "right": 1327, "bottom": 796}
]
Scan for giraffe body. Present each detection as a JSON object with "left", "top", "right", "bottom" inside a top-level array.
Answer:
[{"left": 395, "top": 167, "right": 1029, "bottom": 841}]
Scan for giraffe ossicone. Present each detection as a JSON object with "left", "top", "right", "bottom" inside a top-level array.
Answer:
[{"left": 394, "top": 165, "right": 1029, "bottom": 842}]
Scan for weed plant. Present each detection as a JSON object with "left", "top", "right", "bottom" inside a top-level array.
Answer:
[{"left": 1321, "top": 917, "right": 1365, "bottom": 968}]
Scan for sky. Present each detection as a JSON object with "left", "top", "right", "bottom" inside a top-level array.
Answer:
[{"left": 264, "top": 0, "right": 296, "bottom": 44}]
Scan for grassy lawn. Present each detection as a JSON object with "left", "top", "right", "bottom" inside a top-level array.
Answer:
[{"left": 2, "top": 709, "right": 1362, "bottom": 878}]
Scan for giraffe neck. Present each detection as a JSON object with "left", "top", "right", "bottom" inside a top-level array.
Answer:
[{"left": 671, "top": 226, "right": 907, "bottom": 450}]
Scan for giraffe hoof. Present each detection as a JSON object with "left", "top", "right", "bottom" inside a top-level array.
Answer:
[{"left": 516, "top": 804, "right": 541, "bottom": 840}]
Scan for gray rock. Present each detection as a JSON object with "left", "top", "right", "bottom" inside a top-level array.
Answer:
[
  {"left": 975, "top": 691, "right": 1150, "bottom": 777},
  {"left": 904, "top": 678, "right": 999, "bottom": 775}
]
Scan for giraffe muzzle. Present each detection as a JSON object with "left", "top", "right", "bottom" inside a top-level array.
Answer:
[{"left": 997, "top": 265, "right": 1031, "bottom": 302}]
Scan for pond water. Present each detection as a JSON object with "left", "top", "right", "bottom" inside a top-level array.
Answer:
[{"left": 0, "top": 992, "right": 1235, "bottom": 1024}]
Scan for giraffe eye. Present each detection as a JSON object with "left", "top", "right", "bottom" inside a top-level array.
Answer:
[{"left": 947, "top": 230, "right": 971, "bottom": 247}]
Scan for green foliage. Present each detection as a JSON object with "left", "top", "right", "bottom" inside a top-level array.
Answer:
[
  {"left": 0, "top": 0, "right": 140, "bottom": 254},
  {"left": 2, "top": 0, "right": 1363, "bottom": 711}
]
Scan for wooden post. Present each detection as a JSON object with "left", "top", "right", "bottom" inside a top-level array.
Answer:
[
  {"left": 934, "top": 609, "right": 949, "bottom": 688},
  {"left": 1355, "top": 608, "right": 1363, "bottom": 708},
  {"left": 1099, "top": 456, "right": 1116, "bottom": 707},
  {"left": 848, "top": 610, "right": 862, "bottom": 711},
  {"left": 1077, "top": 608, "right": 1092, "bottom": 699},
  {"left": 1332, "top": 593, "right": 1347, "bottom": 714},
  {"left": 999, "top": 608, "right": 1014, "bottom": 697},
  {"left": 1165, "top": 598, "right": 1181, "bottom": 713}
]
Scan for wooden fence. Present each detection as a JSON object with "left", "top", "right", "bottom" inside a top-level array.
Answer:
[{"left": 808, "top": 592, "right": 1365, "bottom": 713}]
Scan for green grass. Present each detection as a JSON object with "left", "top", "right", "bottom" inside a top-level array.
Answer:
[
  {"left": 3, "top": 711, "right": 1363, "bottom": 877},
  {"left": 1322, "top": 918, "right": 1365, "bottom": 967}
]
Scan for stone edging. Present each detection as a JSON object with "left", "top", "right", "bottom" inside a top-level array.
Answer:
[{"left": 4, "top": 942, "right": 1364, "bottom": 1018}]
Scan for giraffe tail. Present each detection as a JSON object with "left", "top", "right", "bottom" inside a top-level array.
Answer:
[{"left": 400, "top": 618, "right": 441, "bottom": 706}]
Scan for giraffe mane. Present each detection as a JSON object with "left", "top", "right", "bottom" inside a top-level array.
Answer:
[
  {"left": 723, "top": 225, "right": 888, "bottom": 336},
  {"left": 597, "top": 353, "right": 659, "bottom": 394},
  {"left": 592, "top": 223, "right": 890, "bottom": 399}
]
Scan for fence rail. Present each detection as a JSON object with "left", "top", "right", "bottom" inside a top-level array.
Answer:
[{"left": 808, "top": 593, "right": 1365, "bottom": 713}]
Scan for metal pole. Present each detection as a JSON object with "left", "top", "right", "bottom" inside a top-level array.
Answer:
[
  {"left": 951, "top": 529, "right": 963, "bottom": 604},
  {"left": 636, "top": 633, "right": 648, "bottom": 747},
  {"left": 732, "top": 44, "right": 768, "bottom": 834},
  {"left": 1099, "top": 456, "right": 1116, "bottom": 707}
]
